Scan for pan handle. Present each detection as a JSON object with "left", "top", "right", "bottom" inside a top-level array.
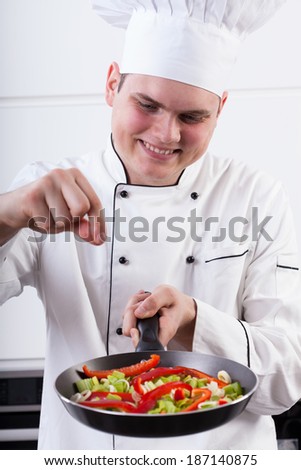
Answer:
[{"left": 135, "top": 314, "right": 164, "bottom": 352}]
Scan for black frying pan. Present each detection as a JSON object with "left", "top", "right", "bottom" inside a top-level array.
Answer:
[{"left": 55, "top": 316, "right": 258, "bottom": 437}]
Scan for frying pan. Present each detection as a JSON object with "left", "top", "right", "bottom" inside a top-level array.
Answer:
[{"left": 55, "top": 316, "right": 258, "bottom": 438}]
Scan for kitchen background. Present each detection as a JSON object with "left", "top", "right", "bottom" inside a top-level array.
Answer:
[{"left": 0, "top": 0, "right": 300, "bottom": 449}]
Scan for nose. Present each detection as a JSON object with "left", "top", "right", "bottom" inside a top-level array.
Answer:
[{"left": 154, "top": 113, "right": 181, "bottom": 144}]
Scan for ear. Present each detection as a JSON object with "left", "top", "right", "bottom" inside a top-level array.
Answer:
[
  {"left": 105, "top": 62, "right": 121, "bottom": 107},
  {"left": 217, "top": 91, "right": 228, "bottom": 118}
]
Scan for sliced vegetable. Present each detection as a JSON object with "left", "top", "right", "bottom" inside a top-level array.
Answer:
[
  {"left": 174, "top": 388, "right": 186, "bottom": 401},
  {"left": 82, "top": 354, "right": 160, "bottom": 379},
  {"left": 181, "top": 367, "right": 228, "bottom": 388},
  {"left": 131, "top": 366, "right": 186, "bottom": 394},
  {"left": 136, "top": 382, "right": 192, "bottom": 413},
  {"left": 180, "top": 389, "right": 211, "bottom": 412},
  {"left": 191, "top": 387, "right": 210, "bottom": 398},
  {"left": 223, "top": 381, "right": 243, "bottom": 397},
  {"left": 87, "top": 391, "right": 135, "bottom": 402},
  {"left": 218, "top": 398, "right": 230, "bottom": 405},
  {"left": 72, "top": 355, "right": 245, "bottom": 415},
  {"left": 80, "top": 399, "right": 137, "bottom": 413},
  {"left": 217, "top": 370, "right": 232, "bottom": 384},
  {"left": 76, "top": 376, "right": 99, "bottom": 392}
]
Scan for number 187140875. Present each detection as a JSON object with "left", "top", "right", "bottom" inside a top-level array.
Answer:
[{"left": 186, "top": 454, "right": 258, "bottom": 466}]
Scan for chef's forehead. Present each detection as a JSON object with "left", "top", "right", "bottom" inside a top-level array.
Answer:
[{"left": 116, "top": 72, "right": 222, "bottom": 107}]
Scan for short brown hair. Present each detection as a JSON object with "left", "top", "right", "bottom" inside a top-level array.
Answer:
[{"left": 117, "top": 73, "right": 128, "bottom": 92}]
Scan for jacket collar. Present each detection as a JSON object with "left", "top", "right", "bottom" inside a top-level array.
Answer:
[{"left": 103, "top": 134, "right": 209, "bottom": 190}]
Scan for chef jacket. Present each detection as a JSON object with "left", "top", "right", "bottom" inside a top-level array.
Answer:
[{"left": 1, "top": 136, "right": 301, "bottom": 450}]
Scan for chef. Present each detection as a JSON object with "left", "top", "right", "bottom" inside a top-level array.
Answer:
[{"left": 0, "top": 0, "right": 301, "bottom": 450}]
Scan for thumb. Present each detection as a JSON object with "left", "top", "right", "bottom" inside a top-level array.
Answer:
[
  {"left": 88, "top": 204, "right": 106, "bottom": 245},
  {"left": 73, "top": 215, "right": 106, "bottom": 245},
  {"left": 134, "top": 297, "right": 158, "bottom": 319}
]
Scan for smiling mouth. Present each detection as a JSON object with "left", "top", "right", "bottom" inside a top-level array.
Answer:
[{"left": 141, "top": 140, "right": 179, "bottom": 156}]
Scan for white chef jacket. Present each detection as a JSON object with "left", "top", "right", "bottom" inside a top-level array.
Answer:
[{"left": 1, "top": 136, "right": 301, "bottom": 450}]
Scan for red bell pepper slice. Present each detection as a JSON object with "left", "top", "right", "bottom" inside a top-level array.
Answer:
[
  {"left": 218, "top": 399, "right": 229, "bottom": 405},
  {"left": 87, "top": 391, "right": 134, "bottom": 402},
  {"left": 181, "top": 388, "right": 211, "bottom": 412},
  {"left": 136, "top": 381, "right": 192, "bottom": 413},
  {"left": 80, "top": 398, "right": 137, "bottom": 413},
  {"left": 82, "top": 354, "right": 160, "bottom": 379},
  {"left": 174, "top": 388, "right": 186, "bottom": 401},
  {"left": 131, "top": 366, "right": 187, "bottom": 394}
]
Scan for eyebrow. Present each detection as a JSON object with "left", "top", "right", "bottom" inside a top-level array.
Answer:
[{"left": 132, "top": 92, "right": 213, "bottom": 118}]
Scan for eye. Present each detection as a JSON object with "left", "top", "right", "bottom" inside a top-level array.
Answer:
[
  {"left": 179, "top": 114, "right": 207, "bottom": 124},
  {"left": 138, "top": 101, "right": 158, "bottom": 113}
]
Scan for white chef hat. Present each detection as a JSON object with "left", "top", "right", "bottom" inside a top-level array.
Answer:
[{"left": 91, "top": 0, "right": 286, "bottom": 97}]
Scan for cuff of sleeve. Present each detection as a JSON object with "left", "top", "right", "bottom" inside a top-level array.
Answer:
[
  {"left": 0, "top": 236, "right": 18, "bottom": 267},
  {"left": 192, "top": 298, "right": 251, "bottom": 367}
]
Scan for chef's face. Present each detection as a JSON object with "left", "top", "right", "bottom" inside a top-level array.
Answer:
[{"left": 106, "top": 62, "right": 227, "bottom": 186}]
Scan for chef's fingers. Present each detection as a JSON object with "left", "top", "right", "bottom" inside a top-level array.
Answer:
[
  {"left": 133, "top": 286, "right": 176, "bottom": 346},
  {"left": 44, "top": 187, "right": 76, "bottom": 233},
  {"left": 27, "top": 197, "right": 58, "bottom": 233},
  {"left": 1, "top": 168, "right": 105, "bottom": 247},
  {"left": 124, "top": 291, "right": 152, "bottom": 316},
  {"left": 30, "top": 167, "right": 105, "bottom": 244},
  {"left": 59, "top": 168, "right": 106, "bottom": 245},
  {"left": 134, "top": 285, "right": 173, "bottom": 318},
  {"left": 75, "top": 170, "right": 106, "bottom": 245},
  {"left": 122, "top": 290, "right": 151, "bottom": 336},
  {"left": 157, "top": 311, "right": 178, "bottom": 347},
  {"left": 23, "top": 178, "right": 66, "bottom": 233},
  {"left": 130, "top": 328, "right": 140, "bottom": 348},
  {"left": 134, "top": 285, "right": 196, "bottom": 346},
  {"left": 26, "top": 182, "right": 72, "bottom": 234}
]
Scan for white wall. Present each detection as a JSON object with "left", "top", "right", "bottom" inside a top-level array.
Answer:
[{"left": 0, "top": 0, "right": 300, "bottom": 361}]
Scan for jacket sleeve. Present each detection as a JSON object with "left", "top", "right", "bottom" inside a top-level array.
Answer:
[
  {"left": 0, "top": 230, "right": 40, "bottom": 305},
  {"left": 0, "top": 162, "right": 47, "bottom": 304},
  {"left": 192, "top": 183, "right": 301, "bottom": 416}
]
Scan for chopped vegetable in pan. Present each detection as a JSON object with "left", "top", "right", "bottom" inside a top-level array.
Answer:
[
  {"left": 82, "top": 354, "right": 160, "bottom": 379},
  {"left": 71, "top": 355, "right": 245, "bottom": 414}
]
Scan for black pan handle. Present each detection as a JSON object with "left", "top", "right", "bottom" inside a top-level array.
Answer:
[{"left": 135, "top": 314, "right": 164, "bottom": 352}]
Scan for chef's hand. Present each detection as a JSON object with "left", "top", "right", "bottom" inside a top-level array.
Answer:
[
  {"left": 0, "top": 168, "right": 106, "bottom": 246},
  {"left": 122, "top": 285, "right": 197, "bottom": 347}
]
